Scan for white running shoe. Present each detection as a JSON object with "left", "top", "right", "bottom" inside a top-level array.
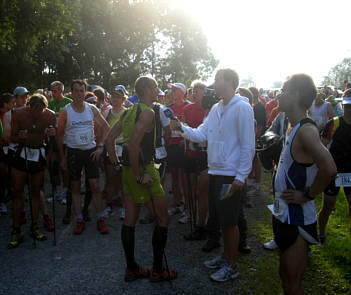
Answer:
[
  {"left": 263, "top": 239, "right": 278, "bottom": 250},
  {"left": 204, "top": 254, "right": 226, "bottom": 269},
  {"left": 103, "top": 206, "right": 112, "bottom": 218},
  {"left": 210, "top": 262, "right": 239, "bottom": 282}
]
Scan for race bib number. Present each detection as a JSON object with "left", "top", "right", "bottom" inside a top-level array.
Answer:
[
  {"left": 268, "top": 192, "right": 287, "bottom": 220},
  {"left": 20, "top": 147, "right": 40, "bottom": 162},
  {"left": 335, "top": 173, "right": 351, "bottom": 187},
  {"left": 75, "top": 131, "right": 93, "bottom": 146},
  {"left": 155, "top": 146, "right": 167, "bottom": 160},
  {"left": 116, "top": 144, "right": 123, "bottom": 157}
]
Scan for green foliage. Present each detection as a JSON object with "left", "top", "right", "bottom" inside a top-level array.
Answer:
[
  {"left": 0, "top": 0, "right": 218, "bottom": 92},
  {"left": 322, "top": 58, "right": 351, "bottom": 89}
]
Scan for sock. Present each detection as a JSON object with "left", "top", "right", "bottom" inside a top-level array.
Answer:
[
  {"left": 121, "top": 225, "right": 137, "bottom": 270},
  {"left": 152, "top": 226, "right": 168, "bottom": 272}
]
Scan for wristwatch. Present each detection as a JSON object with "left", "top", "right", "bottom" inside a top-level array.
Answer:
[{"left": 304, "top": 191, "right": 314, "bottom": 201}]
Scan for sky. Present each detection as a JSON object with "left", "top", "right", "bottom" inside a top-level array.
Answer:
[{"left": 178, "top": 0, "right": 351, "bottom": 88}]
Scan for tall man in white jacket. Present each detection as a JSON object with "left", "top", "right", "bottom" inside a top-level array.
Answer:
[{"left": 171, "top": 68, "right": 255, "bottom": 282}]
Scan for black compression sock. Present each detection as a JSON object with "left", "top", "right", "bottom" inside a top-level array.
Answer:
[
  {"left": 121, "top": 225, "right": 137, "bottom": 270},
  {"left": 152, "top": 226, "right": 168, "bottom": 272}
]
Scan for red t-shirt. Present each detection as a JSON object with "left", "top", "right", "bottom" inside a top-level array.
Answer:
[
  {"left": 183, "top": 103, "right": 206, "bottom": 158},
  {"left": 169, "top": 102, "right": 187, "bottom": 145},
  {"left": 265, "top": 99, "right": 278, "bottom": 119}
]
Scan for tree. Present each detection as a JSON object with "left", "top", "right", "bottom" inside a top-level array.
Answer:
[
  {"left": 322, "top": 58, "right": 351, "bottom": 89},
  {"left": 271, "top": 81, "right": 282, "bottom": 88},
  {"left": 240, "top": 76, "right": 255, "bottom": 88},
  {"left": 0, "top": 0, "right": 218, "bottom": 92}
]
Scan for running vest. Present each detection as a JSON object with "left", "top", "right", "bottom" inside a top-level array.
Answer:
[
  {"left": 122, "top": 103, "right": 155, "bottom": 164},
  {"left": 310, "top": 102, "right": 328, "bottom": 129},
  {"left": 65, "top": 102, "right": 96, "bottom": 150},
  {"left": 273, "top": 118, "right": 318, "bottom": 226}
]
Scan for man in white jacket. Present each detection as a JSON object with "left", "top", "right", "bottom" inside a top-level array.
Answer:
[{"left": 171, "top": 68, "right": 255, "bottom": 282}]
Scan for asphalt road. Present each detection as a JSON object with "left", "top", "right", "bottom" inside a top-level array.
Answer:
[{"left": 0, "top": 172, "right": 271, "bottom": 295}]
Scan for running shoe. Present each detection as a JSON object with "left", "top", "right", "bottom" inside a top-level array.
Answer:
[
  {"left": 263, "top": 239, "right": 278, "bottom": 250},
  {"left": 167, "top": 204, "right": 184, "bottom": 216},
  {"left": 204, "top": 254, "right": 226, "bottom": 269},
  {"left": 43, "top": 215, "right": 55, "bottom": 232},
  {"left": 178, "top": 212, "right": 190, "bottom": 224},
  {"left": 238, "top": 242, "right": 251, "bottom": 254},
  {"left": 60, "top": 197, "right": 67, "bottom": 205},
  {"left": 103, "top": 206, "right": 112, "bottom": 218},
  {"left": 73, "top": 220, "right": 85, "bottom": 235},
  {"left": 210, "top": 263, "right": 239, "bottom": 282},
  {"left": 0, "top": 202, "right": 8, "bottom": 215},
  {"left": 29, "top": 225, "right": 47, "bottom": 241},
  {"left": 149, "top": 268, "right": 177, "bottom": 283},
  {"left": 8, "top": 229, "right": 24, "bottom": 249},
  {"left": 97, "top": 217, "right": 109, "bottom": 234},
  {"left": 124, "top": 266, "right": 150, "bottom": 282},
  {"left": 46, "top": 197, "right": 53, "bottom": 203}
]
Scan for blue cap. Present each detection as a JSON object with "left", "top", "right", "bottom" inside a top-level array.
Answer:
[
  {"left": 113, "top": 85, "right": 128, "bottom": 95},
  {"left": 13, "top": 86, "right": 29, "bottom": 96}
]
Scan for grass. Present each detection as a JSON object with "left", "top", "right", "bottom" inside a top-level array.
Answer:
[{"left": 247, "top": 171, "right": 351, "bottom": 295}]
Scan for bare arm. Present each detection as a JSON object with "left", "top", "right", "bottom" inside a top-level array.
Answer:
[
  {"left": 163, "top": 125, "right": 171, "bottom": 146},
  {"left": 91, "top": 105, "right": 109, "bottom": 145},
  {"left": 57, "top": 108, "right": 67, "bottom": 168},
  {"left": 104, "top": 118, "right": 123, "bottom": 165}
]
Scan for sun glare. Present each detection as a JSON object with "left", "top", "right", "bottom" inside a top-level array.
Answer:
[{"left": 177, "top": 0, "right": 351, "bottom": 88}]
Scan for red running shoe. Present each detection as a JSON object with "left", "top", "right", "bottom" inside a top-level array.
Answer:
[
  {"left": 125, "top": 266, "right": 150, "bottom": 282},
  {"left": 97, "top": 217, "right": 109, "bottom": 234},
  {"left": 73, "top": 220, "right": 85, "bottom": 235},
  {"left": 43, "top": 215, "right": 55, "bottom": 232},
  {"left": 149, "top": 268, "right": 177, "bottom": 283}
]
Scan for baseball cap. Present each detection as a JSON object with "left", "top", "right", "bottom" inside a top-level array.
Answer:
[
  {"left": 113, "top": 85, "right": 128, "bottom": 95},
  {"left": 342, "top": 96, "right": 351, "bottom": 105},
  {"left": 13, "top": 86, "right": 29, "bottom": 96},
  {"left": 167, "top": 82, "right": 186, "bottom": 95}
]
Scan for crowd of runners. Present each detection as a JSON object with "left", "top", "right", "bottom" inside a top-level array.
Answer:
[{"left": 0, "top": 69, "right": 350, "bottom": 294}]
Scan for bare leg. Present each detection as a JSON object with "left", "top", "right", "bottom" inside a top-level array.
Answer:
[
  {"left": 279, "top": 235, "right": 308, "bottom": 295},
  {"left": 71, "top": 180, "right": 81, "bottom": 217},
  {"left": 11, "top": 168, "right": 26, "bottom": 228},
  {"left": 222, "top": 225, "right": 239, "bottom": 268}
]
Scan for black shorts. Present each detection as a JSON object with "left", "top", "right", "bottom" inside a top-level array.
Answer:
[
  {"left": 0, "top": 147, "right": 7, "bottom": 163},
  {"left": 324, "top": 179, "right": 351, "bottom": 196},
  {"left": 184, "top": 151, "right": 208, "bottom": 173},
  {"left": 12, "top": 147, "right": 47, "bottom": 174},
  {"left": 208, "top": 174, "right": 243, "bottom": 227},
  {"left": 67, "top": 147, "right": 99, "bottom": 181},
  {"left": 272, "top": 216, "right": 318, "bottom": 253},
  {"left": 166, "top": 144, "right": 186, "bottom": 169}
]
